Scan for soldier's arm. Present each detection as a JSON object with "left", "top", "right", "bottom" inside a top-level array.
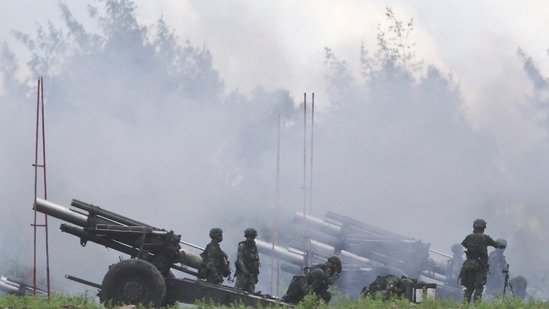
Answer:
[
  {"left": 461, "top": 235, "right": 470, "bottom": 249},
  {"left": 236, "top": 244, "right": 249, "bottom": 273},
  {"left": 205, "top": 246, "right": 219, "bottom": 276},
  {"left": 487, "top": 235, "right": 506, "bottom": 249}
]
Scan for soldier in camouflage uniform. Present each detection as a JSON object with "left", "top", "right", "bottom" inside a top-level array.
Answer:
[
  {"left": 511, "top": 275, "right": 528, "bottom": 301},
  {"left": 234, "top": 228, "right": 260, "bottom": 293},
  {"left": 445, "top": 243, "right": 464, "bottom": 288},
  {"left": 485, "top": 238, "right": 508, "bottom": 297},
  {"left": 198, "top": 228, "right": 231, "bottom": 284},
  {"left": 460, "top": 219, "right": 506, "bottom": 303},
  {"left": 282, "top": 256, "right": 342, "bottom": 304},
  {"left": 309, "top": 256, "right": 342, "bottom": 287}
]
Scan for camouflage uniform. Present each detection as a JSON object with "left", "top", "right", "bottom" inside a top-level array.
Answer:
[
  {"left": 460, "top": 219, "right": 506, "bottom": 303},
  {"left": 445, "top": 244, "right": 464, "bottom": 288},
  {"left": 282, "top": 256, "right": 342, "bottom": 304},
  {"left": 485, "top": 240, "right": 508, "bottom": 297},
  {"left": 282, "top": 268, "right": 327, "bottom": 304},
  {"left": 234, "top": 228, "right": 260, "bottom": 293},
  {"left": 361, "top": 274, "right": 408, "bottom": 300},
  {"left": 199, "top": 228, "right": 231, "bottom": 284}
]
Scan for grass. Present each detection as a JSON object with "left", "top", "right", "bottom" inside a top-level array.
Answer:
[{"left": 0, "top": 293, "right": 548, "bottom": 309}]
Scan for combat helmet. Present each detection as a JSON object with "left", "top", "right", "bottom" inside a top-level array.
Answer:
[
  {"left": 511, "top": 275, "right": 527, "bottom": 289},
  {"left": 307, "top": 268, "right": 326, "bottom": 283},
  {"left": 244, "top": 228, "right": 257, "bottom": 238},
  {"left": 496, "top": 238, "right": 507, "bottom": 248},
  {"left": 451, "top": 243, "right": 464, "bottom": 254},
  {"left": 327, "top": 256, "right": 342, "bottom": 268},
  {"left": 473, "top": 218, "right": 487, "bottom": 230},
  {"left": 209, "top": 227, "right": 223, "bottom": 239}
]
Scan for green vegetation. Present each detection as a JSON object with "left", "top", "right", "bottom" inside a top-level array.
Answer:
[
  {"left": 1, "top": 293, "right": 549, "bottom": 309},
  {"left": 0, "top": 293, "right": 102, "bottom": 309}
]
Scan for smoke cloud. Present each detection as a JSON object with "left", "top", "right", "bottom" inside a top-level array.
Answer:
[{"left": 1, "top": 0, "right": 549, "bottom": 301}]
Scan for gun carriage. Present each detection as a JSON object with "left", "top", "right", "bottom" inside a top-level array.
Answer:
[{"left": 35, "top": 198, "right": 288, "bottom": 308}]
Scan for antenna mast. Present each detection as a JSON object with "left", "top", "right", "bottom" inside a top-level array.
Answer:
[{"left": 32, "top": 76, "right": 51, "bottom": 297}]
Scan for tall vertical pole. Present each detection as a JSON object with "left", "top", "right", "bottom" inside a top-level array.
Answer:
[
  {"left": 32, "top": 76, "right": 50, "bottom": 297},
  {"left": 309, "top": 93, "right": 314, "bottom": 215},
  {"left": 271, "top": 114, "right": 281, "bottom": 296},
  {"left": 302, "top": 93, "right": 307, "bottom": 217},
  {"left": 302, "top": 93, "right": 310, "bottom": 269}
]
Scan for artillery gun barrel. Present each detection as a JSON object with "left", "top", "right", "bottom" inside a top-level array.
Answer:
[
  {"left": 36, "top": 198, "right": 204, "bottom": 272},
  {"left": 255, "top": 239, "right": 304, "bottom": 266},
  {"left": 35, "top": 198, "right": 89, "bottom": 227},
  {"left": 294, "top": 212, "right": 342, "bottom": 235},
  {"left": 71, "top": 199, "right": 153, "bottom": 228},
  {"left": 36, "top": 198, "right": 135, "bottom": 229},
  {"left": 325, "top": 211, "right": 405, "bottom": 238},
  {"left": 257, "top": 238, "right": 375, "bottom": 271}
]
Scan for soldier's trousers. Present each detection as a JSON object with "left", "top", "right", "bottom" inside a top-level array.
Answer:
[
  {"left": 235, "top": 274, "right": 257, "bottom": 294},
  {"left": 462, "top": 269, "right": 487, "bottom": 303}
]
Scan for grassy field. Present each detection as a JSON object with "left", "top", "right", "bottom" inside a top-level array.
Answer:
[{"left": 0, "top": 293, "right": 548, "bottom": 309}]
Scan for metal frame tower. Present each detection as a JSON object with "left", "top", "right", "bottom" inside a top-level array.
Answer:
[{"left": 32, "top": 76, "right": 51, "bottom": 297}]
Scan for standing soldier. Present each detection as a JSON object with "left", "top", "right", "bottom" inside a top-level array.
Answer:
[
  {"left": 460, "top": 219, "right": 506, "bottom": 303},
  {"left": 198, "top": 228, "right": 231, "bottom": 284},
  {"left": 446, "top": 243, "right": 465, "bottom": 288},
  {"left": 234, "top": 228, "right": 260, "bottom": 293},
  {"left": 485, "top": 238, "right": 508, "bottom": 297}
]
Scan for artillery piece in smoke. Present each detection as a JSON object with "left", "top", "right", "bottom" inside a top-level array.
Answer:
[
  {"left": 34, "top": 198, "right": 289, "bottom": 308},
  {"left": 258, "top": 211, "right": 462, "bottom": 300},
  {"left": 0, "top": 275, "right": 48, "bottom": 297}
]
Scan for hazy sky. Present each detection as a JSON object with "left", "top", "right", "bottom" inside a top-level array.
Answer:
[
  {"left": 1, "top": 0, "right": 549, "bottom": 300},
  {"left": 3, "top": 0, "right": 548, "bottom": 154}
]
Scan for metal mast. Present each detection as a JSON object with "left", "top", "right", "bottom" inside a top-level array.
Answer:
[
  {"left": 271, "top": 114, "right": 281, "bottom": 296},
  {"left": 32, "top": 76, "right": 51, "bottom": 297}
]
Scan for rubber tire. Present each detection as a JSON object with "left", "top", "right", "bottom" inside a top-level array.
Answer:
[{"left": 101, "top": 259, "right": 166, "bottom": 308}]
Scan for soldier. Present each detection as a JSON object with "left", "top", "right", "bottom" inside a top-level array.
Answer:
[
  {"left": 309, "top": 256, "right": 342, "bottom": 287},
  {"left": 234, "top": 228, "right": 260, "bottom": 293},
  {"left": 446, "top": 243, "right": 464, "bottom": 288},
  {"left": 282, "top": 256, "right": 342, "bottom": 304},
  {"left": 459, "top": 219, "right": 506, "bottom": 303},
  {"left": 361, "top": 274, "right": 408, "bottom": 300},
  {"left": 282, "top": 268, "right": 331, "bottom": 304},
  {"left": 198, "top": 228, "right": 231, "bottom": 284},
  {"left": 485, "top": 238, "right": 508, "bottom": 297},
  {"left": 510, "top": 275, "right": 528, "bottom": 301}
]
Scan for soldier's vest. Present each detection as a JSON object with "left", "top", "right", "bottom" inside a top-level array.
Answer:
[
  {"left": 200, "top": 243, "right": 230, "bottom": 278},
  {"left": 236, "top": 241, "right": 259, "bottom": 274},
  {"left": 463, "top": 233, "right": 489, "bottom": 264}
]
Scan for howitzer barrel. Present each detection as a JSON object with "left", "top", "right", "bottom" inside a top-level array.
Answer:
[
  {"left": 36, "top": 198, "right": 124, "bottom": 228},
  {"left": 71, "top": 199, "right": 152, "bottom": 228},
  {"left": 255, "top": 239, "right": 304, "bottom": 266},
  {"left": 36, "top": 198, "right": 203, "bottom": 273},
  {"left": 294, "top": 212, "right": 342, "bottom": 235},
  {"left": 35, "top": 198, "right": 88, "bottom": 226}
]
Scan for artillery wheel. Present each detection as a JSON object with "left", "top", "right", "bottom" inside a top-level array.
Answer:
[{"left": 101, "top": 259, "right": 166, "bottom": 308}]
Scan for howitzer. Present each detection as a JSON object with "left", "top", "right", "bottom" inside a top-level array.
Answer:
[
  {"left": 35, "top": 198, "right": 289, "bottom": 308},
  {"left": 293, "top": 212, "right": 447, "bottom": 280},
  {"left": 263, "top": 211, "right": 460, "bottom": 300},
  {"left": 0, "top": 275, "right": 48, "bottom": 297}
]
